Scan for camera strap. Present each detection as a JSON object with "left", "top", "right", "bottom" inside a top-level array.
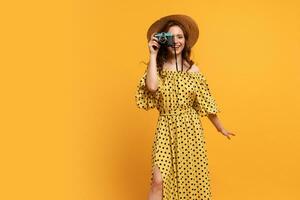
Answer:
[{"left": 173, "top": 45, "right": 183, "bottom": 72}]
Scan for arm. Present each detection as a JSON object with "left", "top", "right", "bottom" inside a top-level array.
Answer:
[
  {"left": 146, "top": 54, "right": 159, "bottom": 92},
  {"left": 207, "top": 113, "right": 225, "bottom": 132},
  {"left": 146, "top": 32, "right": 161, "bottom": 93},
  {"left": 208, "top": 114, "right": 236, "bottom": 140}
]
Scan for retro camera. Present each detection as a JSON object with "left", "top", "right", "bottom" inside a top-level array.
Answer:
[
  {"left": 154, "top": 32, "right": 174, "bottom": 47},
  {"left": 153, "top": 32, "right": 182, "bottom": 72}
]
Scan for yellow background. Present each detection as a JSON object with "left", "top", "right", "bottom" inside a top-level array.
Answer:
[{"left": 0, "top": 0, "right": 300, "bottom": 199}]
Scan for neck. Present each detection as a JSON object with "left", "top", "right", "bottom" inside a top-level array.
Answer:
[{"left": 166, "top": 53, "right": 183, "bottom": 66}]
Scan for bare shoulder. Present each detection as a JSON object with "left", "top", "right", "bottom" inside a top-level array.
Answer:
[{"left": 189, "top": 63, "right": 202, "bottom": 73}]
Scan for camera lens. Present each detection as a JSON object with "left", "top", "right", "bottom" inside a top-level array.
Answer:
[{"left": 159, "top": 37, "right": 167, "bottom": 43}]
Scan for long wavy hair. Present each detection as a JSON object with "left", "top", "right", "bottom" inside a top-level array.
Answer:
[{"left": 142, "top": 20, "right": 195, "bottom": 76}]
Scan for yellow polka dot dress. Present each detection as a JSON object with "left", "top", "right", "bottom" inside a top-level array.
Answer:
[{"left": 135, "top": 67, "right": 221, "bottom": 200}]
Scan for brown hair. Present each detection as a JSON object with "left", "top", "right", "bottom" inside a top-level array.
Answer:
[{"left": 142, "top": 20, "right": 195, "bottom": 75}]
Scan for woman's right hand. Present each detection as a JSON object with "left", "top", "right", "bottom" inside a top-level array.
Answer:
[{"left": 148, "top": 32, "right": 161, "bottom": 56}]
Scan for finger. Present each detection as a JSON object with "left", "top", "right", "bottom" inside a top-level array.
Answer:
[
  {"left": 151, "top": 33, "right": 159, "bottom": 40},
  {"left": 223, "top": 133, "right": 229, "bottom": 139},
  {"left": 152, "top": 43, "right": 160, "bottom": 50},
  {"left": 225, "top": 131, "right": 235, "bottom": 136},
  {"left": 151, "top": 41, "right": 159, "bottom": 47},
  {"left": 151, "top": 32, "right": 157, "bottom": 38},
  {"left": 151, "top": 40, "right": 159, "bottom": 45},
  {"left": 148, "top": 34, "right": 157, "bottom": 43},
  {"left": 152, "top": 36, "right": 158, "bottom": 42},
  {"left": 153, "top": 41, "right": 160, "bottom": 48}
]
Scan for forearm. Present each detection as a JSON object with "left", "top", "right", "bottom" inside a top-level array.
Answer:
[
  {"left": 146, "top": 54, "right": 159, "bottom": 92},
  {"left": 207, "top": 113, "right": 225, "bottom": 132}
]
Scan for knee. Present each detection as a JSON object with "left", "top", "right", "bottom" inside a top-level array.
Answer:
[
  {"left": 151, "top": 166, "right": 163, "bottom": 190},
  {"left": 152, "top": 175, "right": 163, "bottom": 187},
  {"left": 151, "top": 178, "right": 163, "bottom": 192}
]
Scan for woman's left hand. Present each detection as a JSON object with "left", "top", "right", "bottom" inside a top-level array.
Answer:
[{"left": 218, "top": 129, "right": 236, "bottom": 140}]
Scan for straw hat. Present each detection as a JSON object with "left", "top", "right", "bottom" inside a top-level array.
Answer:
[{"left": 146, "top": 14, "right": 199, "bottom": 47}]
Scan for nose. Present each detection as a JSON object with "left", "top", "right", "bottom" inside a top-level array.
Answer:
[
  {"left": 172, "top": 39, "right": 178, "bottom": 46},
  {"left": 173, "top": 36, "right": 181, "bottom": 45},
  {"left": 174, "top": 37, "right": 179, "bottom": 43}
]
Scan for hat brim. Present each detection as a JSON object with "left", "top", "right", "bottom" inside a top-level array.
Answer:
[{"left": 147, "top": 14, "right": 199, "bottom": 47}]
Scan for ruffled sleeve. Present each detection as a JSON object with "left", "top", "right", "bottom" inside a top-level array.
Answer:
[
  {"left": 193, "top": 73, "right": 221, "bottom": 117},
  {"left": 135, "top": 68, "right": 162, "bottom": 110}
]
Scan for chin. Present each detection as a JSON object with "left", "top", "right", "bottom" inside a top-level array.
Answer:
[{"left": 168, "top": 48, "right": 183, "bottom": 55}]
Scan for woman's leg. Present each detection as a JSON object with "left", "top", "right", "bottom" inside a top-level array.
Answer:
[{"left": 148, "top": 165, "right": 163, "bottom": 200}]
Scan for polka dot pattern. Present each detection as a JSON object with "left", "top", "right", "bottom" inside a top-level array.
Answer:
[{"left": 135, "top": 68, "right": 221, "bottom": 199}]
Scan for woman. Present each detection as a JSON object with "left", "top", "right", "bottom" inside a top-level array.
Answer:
[{"left": 135, "top": 14, "right": 235, "bottom": 200}]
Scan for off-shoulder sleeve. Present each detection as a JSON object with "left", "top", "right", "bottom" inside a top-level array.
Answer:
[
  {"left": 193, "top": 73, "right": 221, "bottom": 117},
  {"left": 135, "top": 68, "right": 162, "bottom": 110}
]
